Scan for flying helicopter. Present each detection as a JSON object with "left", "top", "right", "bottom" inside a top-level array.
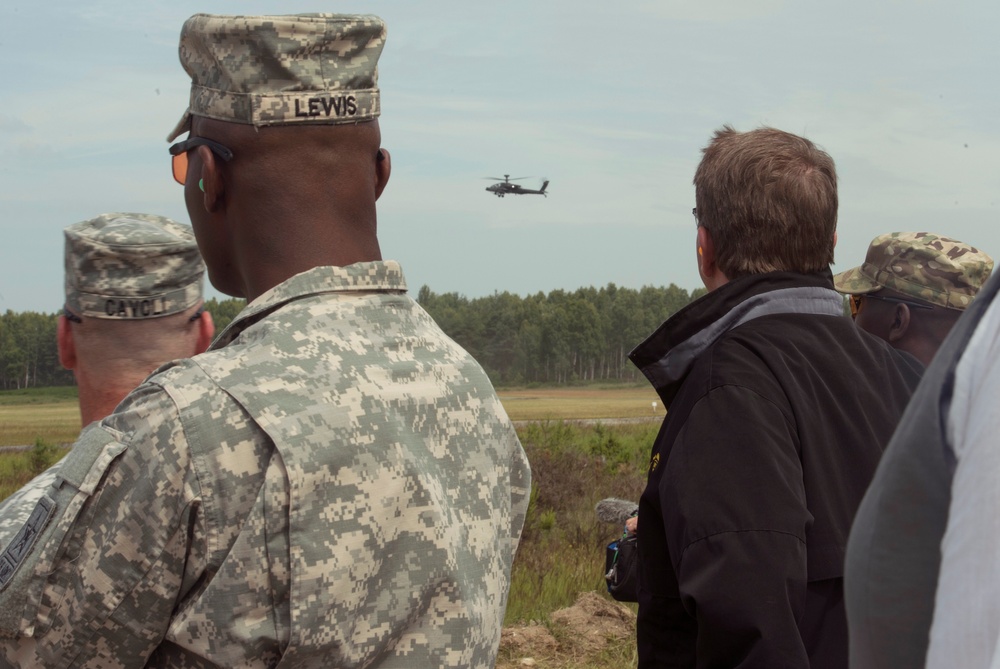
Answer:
[{"left": 485, "top": 175, "right": 549, "bottom": 198}]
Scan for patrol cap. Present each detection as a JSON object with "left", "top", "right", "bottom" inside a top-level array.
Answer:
[
  {"left": 64, "top": 213, "right": 205, "bottom": 320},
  {"left": 833, "top": 231, "right": 994, "bottom": 310},
  {"left": 167, "top": 13, "right": 386, "bottom": 141}
]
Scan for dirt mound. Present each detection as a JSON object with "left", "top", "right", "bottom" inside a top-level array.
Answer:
[
  {"left": 498, "top": 592, "right": 636, "bottom": 667},
  {"left": 500, "top": 624, "right": 559, "bottom": 656}
]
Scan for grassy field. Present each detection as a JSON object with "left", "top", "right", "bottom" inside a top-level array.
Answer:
[
  {"left": 0, "top": 385, "right": 652, "bottom": 667},
  {"left": 0, "top": 385, "right": 665, "bottom": 447},
  {"left": 498, "top": 385, "right": 665, "bottom": 422},
  {"left": 0, "top": 386, "right": 79, "bottom": 448}
]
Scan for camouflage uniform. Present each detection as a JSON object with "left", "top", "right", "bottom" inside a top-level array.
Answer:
[
  {"left": 63, "top": 212, "right": 205, "bottom": 321},
  {"left": 0, "top": 16, "right": 530, "bottom": 667},
  {"left": 0, "top": 213, "right": 204, "bottom": 554},
  {"left": 165, "top": 13, "right": 387, "bottom": 141},
  {"left": 834, "top": 231, "right": 994, "bottom": 309},
  {"left": 0, "top": 261, "right": 530, "bottom": 667},
  {"left": 0, "top": 469, "right": 60, "bottom": 551}
]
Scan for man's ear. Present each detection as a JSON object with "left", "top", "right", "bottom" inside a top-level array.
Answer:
[
  {"left": 697, "top": 226, "right": 725, "bottom": 289},
  {"left": 374, "top": 148, "right": 391, "bottom": 200},
  {"left": 887, "top": 304, "right": 911, "bottom": 343},
  {"left": 697, "top": 226, "right": 712, "bottom": 273},
  {"left": 196, "top": 145, "right": 225, "bottom": 212},
  {"left": 196, "top": 309, "right": 215, "bottom": 354},
  {"left": 57, "top": 315, "right": 77, "bottom": 370}
]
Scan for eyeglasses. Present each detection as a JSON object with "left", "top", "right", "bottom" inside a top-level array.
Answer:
[
  {"left": 692, "top": 207, "right": 699, "bottom": 228},
  {"left": 63, "top": 306, "right": 83, "bottom": 323},
  {"left": 849, "top": 293, "right": 934, "bottom": 319},
  {"left": 168, "top": 137, "right": 234, "bottom": 186},
  {"left": 63, "top": 304, "right": 206, "bottom": 323}
]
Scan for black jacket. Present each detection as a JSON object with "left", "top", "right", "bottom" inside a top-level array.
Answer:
[{"left": 629, "top": 270, "right": 923, "bottom": 669}]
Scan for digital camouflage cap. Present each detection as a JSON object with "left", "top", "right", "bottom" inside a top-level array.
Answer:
[
  {"left": 833, "top": 231, "right": 994, "bottom": 310},
  {"left": 167, "top": 13, "right": 386, "bottom": 141},
  {"left": 64, "top": 213, "right": 205, "bottom": 320}
]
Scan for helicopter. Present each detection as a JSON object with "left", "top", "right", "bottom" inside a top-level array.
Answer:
[{"left": 485, "top": 175, "right": 549, "bottom": 198}]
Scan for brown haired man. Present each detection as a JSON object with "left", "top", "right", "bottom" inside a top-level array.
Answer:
[{"left": 629, "top": 126, "right": 922, "bottom": 668}]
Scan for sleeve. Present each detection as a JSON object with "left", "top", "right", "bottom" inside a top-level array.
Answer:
[
  {"left": 926, "top": 297, "right": 1000, "bottom": 669},
  {"left": 0, "top": 383, "right": 203, "bottom": 668},
  {"left": 0, "top": 465, "right": 61, "bottom": 549},
  {"left": 664, "top": 384, "right": 812, "bottom": 667},
  {"left": 507, "top": 430, "right": 531, "bottom": 556}
]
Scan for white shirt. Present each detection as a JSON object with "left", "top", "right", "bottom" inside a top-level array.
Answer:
[{"left": 927, "top": 296, "right": 1000, "bottom": 668}]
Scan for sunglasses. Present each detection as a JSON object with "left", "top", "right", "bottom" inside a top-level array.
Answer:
[
  {"left": 849, "top": 293, "right": 934, "bottom": 319},
  {"left": 168, "top": 137, "right": 234, "bottom": 186}
]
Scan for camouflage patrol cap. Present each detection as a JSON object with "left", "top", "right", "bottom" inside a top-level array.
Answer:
[
  {"left": 167, "top": 13, "right": 386, "bottom": 141},
  {"left": 833, "top": 231, "right": 994, "bottom": 310},
  {"left": 64, "top": 213, "right": 205, "bottom": 320}
]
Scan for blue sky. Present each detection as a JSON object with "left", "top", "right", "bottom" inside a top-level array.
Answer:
[{"left": 2, "top": 0, "right": 999, "bottom": 312}]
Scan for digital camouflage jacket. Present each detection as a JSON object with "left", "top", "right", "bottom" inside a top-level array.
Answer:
[{"left": 0, "top": 261, "right": 531, "bottom": 668}]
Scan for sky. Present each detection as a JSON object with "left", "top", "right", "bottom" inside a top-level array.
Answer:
[{"left": 2, "top": 0, "right": 1000, "bottom": 313}]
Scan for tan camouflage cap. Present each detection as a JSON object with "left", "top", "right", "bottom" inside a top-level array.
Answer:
[
  {"left": 167, "top": 13, "right": 386, "bottom": 141},
  {"left": 64, "top": 213, "right": 205, "bottom": 320},
  {"left": 833, "top": 231, "right": 994, "bottom": 310}
]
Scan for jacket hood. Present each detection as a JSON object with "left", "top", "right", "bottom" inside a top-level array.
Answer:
[{"left": 629, "top": 269, "right": 844, "bottom": 407}]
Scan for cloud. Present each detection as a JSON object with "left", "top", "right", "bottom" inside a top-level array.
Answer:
[
  {"left": 0, "top": 115, "right": 32, "bottom": 134},
  {"left": 633, "top": 0, "right": 789, "bottom": 21}
]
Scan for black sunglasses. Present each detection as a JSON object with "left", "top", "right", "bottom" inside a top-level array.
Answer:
[
  {"left": 849, "top": 293, "right": 934, "bottom": 319},
  {"left": 63, "top": 305, "right": 83, "bottom": 323},
  {"left": 168, "top": 137, "right": 234, "bottom": 185}
]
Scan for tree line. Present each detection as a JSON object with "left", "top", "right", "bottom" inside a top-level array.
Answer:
[
  {"left": 416, "top": 283, "right": 704, "bottom": 385},
  {"left": 0, "top": 298, "right": 245, "bottom": 390},
  {"left": 0, "top": 284, "right": 703, "bottom": 390}
]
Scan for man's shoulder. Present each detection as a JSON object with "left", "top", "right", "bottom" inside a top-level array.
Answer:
[
  {"left": 107, "top": 356, "right": 240, "bottom": 435},
  {"left": 692, "top": 310, "right": 919, "bottom": 398}
]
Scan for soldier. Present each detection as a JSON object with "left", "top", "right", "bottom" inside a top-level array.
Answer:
[
  {"left": 58, "top": 213, "right": 214, "bottom": 426},
  {"left": 0, "top": 13, "right": 530, "bottom": 669},
  {"left": 0, "top": 213, "right": 212, "bottom": 544},
  {"left": 834, "top": 232, "right": 993, "bottom": 366}
]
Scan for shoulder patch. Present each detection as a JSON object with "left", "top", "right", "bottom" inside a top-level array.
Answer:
[{"left": 0, "top": 497, "right": 56, "bottom": 589}]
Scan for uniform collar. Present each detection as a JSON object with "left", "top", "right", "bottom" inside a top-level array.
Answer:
[{"left": 211, "top": 261, "right": 407, "bottom": 349}]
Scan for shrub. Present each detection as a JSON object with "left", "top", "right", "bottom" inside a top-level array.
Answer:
[
  {"left": 30, "top": 438, "right": 60, "bottom": 475},
  {"left": 505, "top": 420, "right": 656, "bottom": 625}
]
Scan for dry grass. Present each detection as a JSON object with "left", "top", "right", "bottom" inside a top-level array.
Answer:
[
  {"left": 0, "top": 386, "right": 663, "bottom": 446},
  {"left": 0, "top": 403, "right": 79, "bottom": 448},
  {"left": 498, "top": 386, "right": 665, "bottom": 422}
]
